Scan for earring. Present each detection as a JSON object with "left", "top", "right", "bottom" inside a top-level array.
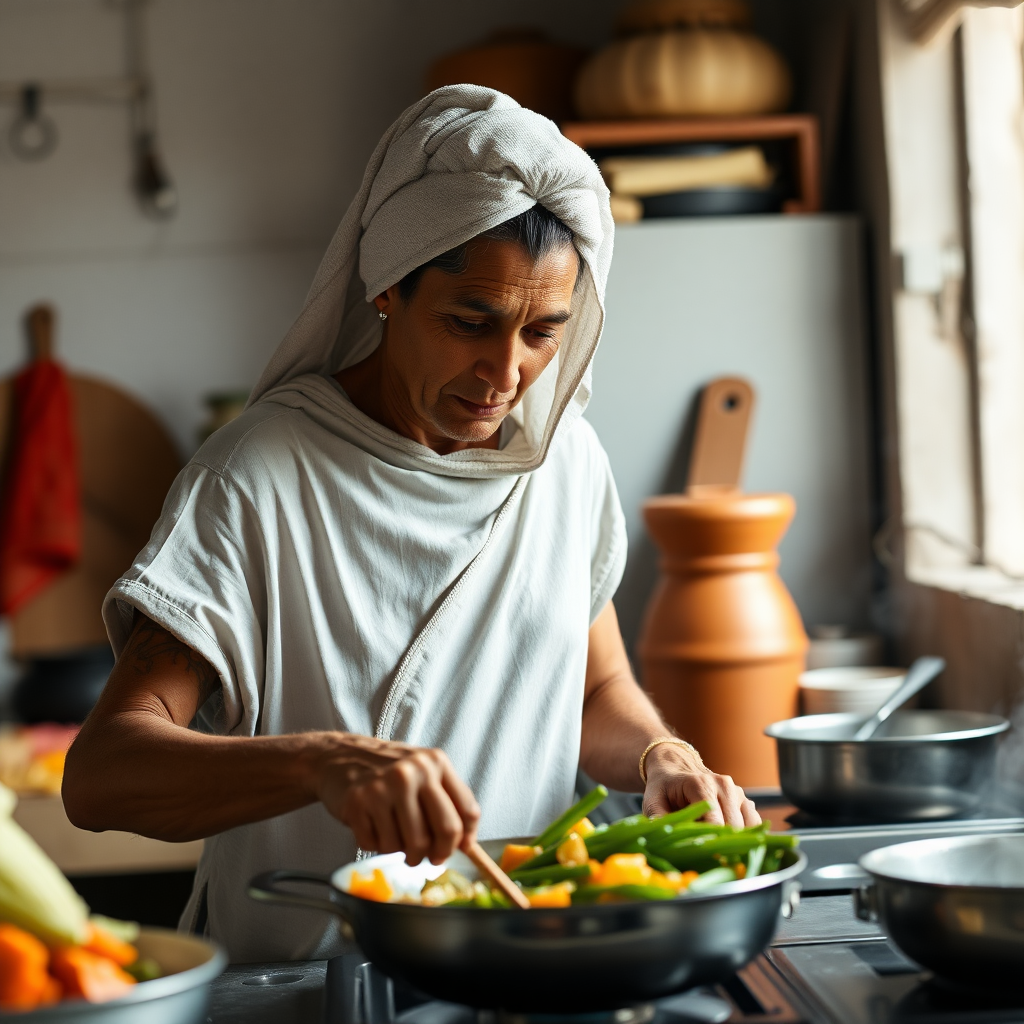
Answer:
[{"left": 379, "top": 310, "right": 387, "bottom": 321}]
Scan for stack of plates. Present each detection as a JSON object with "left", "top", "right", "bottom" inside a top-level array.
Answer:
[{"left": 799, "top": 666, "right": 907, "bottom": 716}]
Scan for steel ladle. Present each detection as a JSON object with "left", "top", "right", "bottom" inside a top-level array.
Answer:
[{"left": 853, "top": 655, "right": 946, "bottom": 741}]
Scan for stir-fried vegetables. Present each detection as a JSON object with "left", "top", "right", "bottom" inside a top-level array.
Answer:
[{"left": 343, "top": 787, "right": 798, "bottom": 908}]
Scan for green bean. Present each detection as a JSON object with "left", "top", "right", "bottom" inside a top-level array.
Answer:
[
  {"left": 508, "top": 864, "right": 591, "bottom": 886},
  {"left": 746, "top": 843, "right": 766, "bottom": 879},
  {"left": 531, "top": 786, "right": 609, "bottom": 849},
  {"left": 645, "top": 823, "right": 737, "bottom": 853},
  {"left": 644, "top": 853, "right": 677, "bottom": 873},
  {"left": 585, "top": 803, "right": 711, "bottom": 861},
  {"left": 519, "top": 800, "right": 719, "bottom": 875},
  {"left": 571, "top": 884, "right": 677, "bottom": 904},
  {"left": 685, "top": 866, "right": 737, "bottom": 893},
  {"left": 660, "top": 835, "right": 767, "bottom": 872}
]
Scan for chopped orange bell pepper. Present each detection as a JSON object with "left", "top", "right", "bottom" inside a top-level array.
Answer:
[
  {"left": 49, "top": 946, "right": 136, "bottom": 1004},
  {"left": 555, "top": 832, "right": 589, "bottom": 867},
  {"left": 572, "top": 816, "right": 596, "bottom": 838},
  {"left": 0, "top": 923, "right": 60, "bottom": 1012},
  {"left": 646, "top": 870, "right": 678, "bottom": 892},
  {"left": 597, "top": 853, "right": 652, "bottom": 887},
  {"left": 499, "top": 844, "right": 543, "bottom": 873},
  {"left": 527, "top": 882, "right": 574, "bottom": 908},
  {"left": 348, "top": 868, "right": 394, "bottom": 903},
  {"left": 670, "top": 870, "right": 700, "bottom": 892}
]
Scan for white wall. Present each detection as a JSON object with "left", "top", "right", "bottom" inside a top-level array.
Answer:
[
  {"left": 586, "top": 216, "right": 874, "bottom": 652},
  {"left": 0, "top": 0, "right": 621, "bottom": 454}
]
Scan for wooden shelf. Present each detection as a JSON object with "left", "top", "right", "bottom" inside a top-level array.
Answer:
[{"left": 561, "top": 114, "right": 821, "bottom": 215}]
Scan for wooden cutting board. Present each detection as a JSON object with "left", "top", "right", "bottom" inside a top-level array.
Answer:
[{"left": 0, "top": 306, "right": 183, "bottom": 657}]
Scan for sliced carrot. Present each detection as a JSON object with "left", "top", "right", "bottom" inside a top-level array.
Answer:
[
  {"left": 347, "top": 868, "right": 394, "bottom": 903},
  {"left": 0, "top": 923, "right": 56, "bottom": 1011},
  {"left": 49, "top": 946, "right": 136, "bottom": 1003},
  {"left": 499, "top": 844, "right": 543, "bottom": 873},
  {"left": 83, "top": 922, "right": 139, "bottom": 967}
]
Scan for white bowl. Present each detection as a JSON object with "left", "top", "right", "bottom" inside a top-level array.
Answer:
[{"left": 799, "top": 666, "right": 906, "bottom": 716}]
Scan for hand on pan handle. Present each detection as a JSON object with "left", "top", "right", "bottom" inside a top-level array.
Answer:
[
  {"left": 315, "top": 735, "right": 481, "bottom": 865},
  {"left": 642, "top": 743, "right": 761, "bottom": 828}
]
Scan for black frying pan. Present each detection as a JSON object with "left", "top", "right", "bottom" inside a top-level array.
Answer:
[{"left": 249, "top": 837, "right": 805, "bottom": 1011}]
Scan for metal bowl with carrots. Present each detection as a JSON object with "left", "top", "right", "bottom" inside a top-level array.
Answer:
[{"left": 0, "top": 783, "right": 224, "bottom": 1020}]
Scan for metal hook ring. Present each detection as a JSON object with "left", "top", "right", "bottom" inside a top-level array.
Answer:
[{"left": 9, "top": 85, "right": 58, "bottom": 161}]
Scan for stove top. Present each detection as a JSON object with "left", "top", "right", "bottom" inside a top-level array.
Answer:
[{"left": 206, "top": 896, "right": 1024, "bottom": 1024}]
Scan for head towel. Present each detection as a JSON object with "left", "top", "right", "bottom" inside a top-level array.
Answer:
[{"left": 248, "top": 85, "right": 614, "bottom": 478}]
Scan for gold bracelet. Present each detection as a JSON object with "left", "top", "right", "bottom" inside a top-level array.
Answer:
[{"left": 638, "top": 737, "right": 704, "bottom": 785}]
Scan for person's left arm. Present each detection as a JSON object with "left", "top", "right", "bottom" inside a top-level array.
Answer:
[{"left": 579, "top": 601, "right": 760, "bottom": 827}]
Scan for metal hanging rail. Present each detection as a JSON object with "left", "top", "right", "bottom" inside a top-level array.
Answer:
[{"left": 0, "top": 0, "right": 177, "bottom": 218}]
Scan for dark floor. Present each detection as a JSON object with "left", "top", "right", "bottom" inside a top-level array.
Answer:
[{"left": 69, "top": 869, "right": 196, "bottom": 928}]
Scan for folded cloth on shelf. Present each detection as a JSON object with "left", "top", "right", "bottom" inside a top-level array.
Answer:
[
  {"left": 600, "top": 146, "right": 773, "bottom": 197},
  {"left": 0, "top": 360, "right": 81, "bottom": 615}
]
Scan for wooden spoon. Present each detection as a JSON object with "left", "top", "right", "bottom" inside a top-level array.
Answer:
[{"left": 462, "top": 840, "right": 530, "bottom": 909}]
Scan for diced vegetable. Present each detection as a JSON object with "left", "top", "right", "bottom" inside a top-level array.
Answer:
[
  {"left": 555, "top": 832, "right": 589, "bottom": 867},
  {"left": 592, "top": 853, "right": 651, "bottom": 888},
  {"left": 405, "top": 796, "right": 796, "bottom": 909},
  {"left": 531, "top": 786, "right": 608, "bottom": 849},
  {"left": 686, "top": 866, "right": 738, "bottom": 893},
  {"left": 83, "top": 921, "right": 139, "bottom": 968},
  {"left": 508, "top": 864, "right": 591, "bottom": 887},
  {"left": 572, "top": 884, "right": 676, "bottom": 904},
  {"left": 125, "top": 957, "right": 162, "bottom": 982},
  {"left": 49, "top": 946, "right": 136, "bottom": 1003},
  {"left": 0, "top": 923, "right": 61, "bottom": 1012},
  {"left": 525, "top": 882, "right": 574, "bottom": 908},
  {"left": 499, "top": 844, "right": 543, "bottom": 873},
  {"left": 348, "top": 869, "right": 394, "bottom": 903},
  {"left": 0, "top": 782, "right": 89, "bottom": 946}
]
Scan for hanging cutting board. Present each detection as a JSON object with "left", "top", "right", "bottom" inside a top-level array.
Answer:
[
  {"left": 686, "top": 376, "right": 755, "bottom": 497},
  {"left": 0, "top": 306, "right": 182, "bottom": 657}
]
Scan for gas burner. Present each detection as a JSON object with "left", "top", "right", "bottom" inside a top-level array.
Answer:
[
  {"left": 324, "top": 958, "right": 739, "bottom": 1024},
  {"left": 494, "top": 1005, "right": 657, "bottom": 1024}
]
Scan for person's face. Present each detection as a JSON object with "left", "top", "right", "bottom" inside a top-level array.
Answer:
[{"left": 375, "top": 238, "right": 578, "bottom": 448}]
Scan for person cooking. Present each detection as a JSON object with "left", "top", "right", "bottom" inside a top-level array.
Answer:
[{"left": 63, "top": 86, "right": 760, "bottom": 963}]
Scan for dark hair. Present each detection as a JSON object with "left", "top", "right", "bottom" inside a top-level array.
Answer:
[{"left": 397, "top": 205, "right": 580, "bottom": 300}]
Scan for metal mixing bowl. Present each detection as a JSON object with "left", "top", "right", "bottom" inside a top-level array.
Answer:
[{"left": 765, "top": 709, "right": 1009, "bottom": 821}]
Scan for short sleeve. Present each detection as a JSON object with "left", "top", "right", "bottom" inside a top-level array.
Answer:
[
  {"left": 585, "top": 429, "right": 627, "bottom": 623},
  {"left": 102, "top": 463, "right": 267, "bottom": 737}
]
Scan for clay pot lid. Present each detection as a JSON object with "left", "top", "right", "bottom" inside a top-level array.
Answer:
[{"left": 616, "top": 0, "right": 752, "bottom": 35}]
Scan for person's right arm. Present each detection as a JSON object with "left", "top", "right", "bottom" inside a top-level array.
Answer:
[{"left": 62, "top": 613, "right": 480, "bottom": 865}]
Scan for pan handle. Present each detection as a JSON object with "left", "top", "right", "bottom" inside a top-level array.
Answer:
[
  {"left": 249, "top": 869, "right": 347, "bottom": 916},
  {"left": 853, "top": 882, "right": 878, "bottom": 922}
]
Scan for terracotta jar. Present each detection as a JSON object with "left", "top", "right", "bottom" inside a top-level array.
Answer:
[{"left": 638, "top": 493, "right": 806, "bottom": 789}]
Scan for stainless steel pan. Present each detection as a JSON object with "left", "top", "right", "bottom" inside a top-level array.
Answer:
[
  {"left": 856, "top": 834, "right": 1024, "bottom": 990},
  {"left": 765, "top": 710, "right": 1009, "bottom": 821},
  {"left": 249, "top": 837, "right": 805, "bottom": 1012}
]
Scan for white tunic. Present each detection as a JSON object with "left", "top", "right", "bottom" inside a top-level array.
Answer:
[{"left": 103, "top": 374, "right": 626, "bottom": 962}]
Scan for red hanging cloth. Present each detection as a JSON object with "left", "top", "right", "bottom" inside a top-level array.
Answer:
[{"left": 0, "top": 357, "right": 82, "bottom": 615}]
